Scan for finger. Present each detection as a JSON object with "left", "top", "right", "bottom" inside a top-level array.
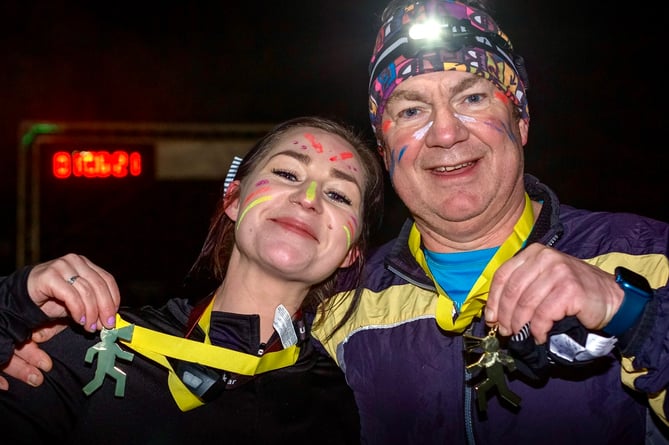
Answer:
[
  {"left": 488, "top": 255, "right": 531, "bottom": 336},
  {"left": 80, "top": 255, "right": 121, "bottom": 329},
  {"left": 0, "top": 375, "right": 8, "bottom": 391},
  {"left": 32, "top": 322, "right": 68, "bottom": 344},
  {"left": 15, "top": 340, "right": 53, "bottom": 373},
  {"left": 0, "top": 350, "right": 47, "bottom": 388}
]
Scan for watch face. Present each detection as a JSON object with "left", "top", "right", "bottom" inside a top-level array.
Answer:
[{"left": 616, "top": 267, "right": 652, "bottom": 295}]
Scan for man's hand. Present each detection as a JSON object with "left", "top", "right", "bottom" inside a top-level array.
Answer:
[{"left": 485, "top": 243, "right": 623, "bottom": 343}]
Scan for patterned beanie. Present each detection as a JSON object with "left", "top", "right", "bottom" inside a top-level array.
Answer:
[{"left": 368, "top": 0, "right": 529, "bottom": 135}]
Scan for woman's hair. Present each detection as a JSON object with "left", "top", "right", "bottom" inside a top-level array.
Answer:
[{"left": 187, "top": 116, "right": 385, "bottom": 319}]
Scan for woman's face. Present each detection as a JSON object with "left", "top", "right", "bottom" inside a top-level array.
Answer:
[{"left": 225, "top": 126, "right": 366, "bottom": 284}]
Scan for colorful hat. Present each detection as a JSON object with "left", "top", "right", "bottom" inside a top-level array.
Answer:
[{"left": 368, "top": 0, "right": 530, "bottom": 134}]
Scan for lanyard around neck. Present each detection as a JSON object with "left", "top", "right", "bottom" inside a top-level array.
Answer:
[
  {"left": 410, "top": 193, "right": 535, "bottom": 333},
  {"left": 115, "top": 298, "right": 301, "bottom": 411}
]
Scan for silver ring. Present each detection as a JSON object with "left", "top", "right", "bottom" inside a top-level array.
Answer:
[{"left": 66, "top": 275, "right": 80, "bottom": 285}]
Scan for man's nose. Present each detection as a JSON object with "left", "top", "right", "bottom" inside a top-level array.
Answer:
[{"left": 424, "top": 108, "right": 469, "bottom": 149}]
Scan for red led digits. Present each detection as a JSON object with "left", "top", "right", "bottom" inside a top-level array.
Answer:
[{"left": 52, "top": 150, "right": 143, "bottom": 179}]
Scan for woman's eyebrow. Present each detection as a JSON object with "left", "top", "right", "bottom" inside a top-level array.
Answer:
[{"left": 273, "top": 148, "right": 361, "bottom": 187}]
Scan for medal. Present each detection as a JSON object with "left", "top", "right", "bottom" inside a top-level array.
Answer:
[{"left": 464, "top": 325, "right": 521, "bottom": 412}]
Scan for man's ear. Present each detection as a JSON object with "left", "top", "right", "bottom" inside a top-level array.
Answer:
[
  {"left": 223, "top": 180, "right": 241, "bottom": 221},
  {"left": 340, "top": 246, "right": 361, "bottom": 268},
  {"left": 519, "top": 118, "right": 529, "bottom": 146}
]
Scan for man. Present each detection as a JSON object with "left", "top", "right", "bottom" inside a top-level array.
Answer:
[{"left": 313, "top": 1, "right": 669, "bottom": 443}]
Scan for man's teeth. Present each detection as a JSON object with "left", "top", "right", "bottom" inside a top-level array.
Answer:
[{"left": 434, "top": 162, "right": 473, "bottom": 172}]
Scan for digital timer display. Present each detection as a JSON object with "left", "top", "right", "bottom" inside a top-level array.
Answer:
[{"left": 52, "top": 150, "right": 143, "bottom": 179}]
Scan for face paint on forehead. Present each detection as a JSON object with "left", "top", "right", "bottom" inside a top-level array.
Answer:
[
  {"left": 329, "top": 151, "right": 354, "bottom": 162},
  {"left": 304, "top": 133, "right": 324, "bottom": 153}
]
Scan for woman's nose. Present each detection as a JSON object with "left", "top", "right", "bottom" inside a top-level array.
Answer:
[{"left": 290, "top": 180, "right": 323, "bottom": 212}]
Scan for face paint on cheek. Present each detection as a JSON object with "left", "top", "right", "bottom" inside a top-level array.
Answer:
[
  {"left": 500, "top": 121, "right": 519, "bottom": 145},
  {"left": 237, "top": 180, "right": 273, "bottom": 229},
  {"left": 242, "top": 180, "right": 270, "bottom": 207},
  {"left": 304, "top": 133, "right": 324, "bottom": 153},
  {"left": 342, "top": 225, "right": 352, "bottom": 250},
  {"left": 454, "top": 113, "right": 477, "bottom": 125},
  {"left": 494, "top": 91, "right": 510, "bottom": 105},
  {"left": 480, "top": 119, "right": 518, "bottom": 145},
  {"left": 382, "top": 119, "right": 393, "bottom": 134},
  {"left": 237, "top": 195, "right": 273, "bottom": 230},
  {"left": 305, "top": 181, "right": 317, "bottom": 201},
  {"left": 412, "top": 121, "right": 432, "bottom": 141}
]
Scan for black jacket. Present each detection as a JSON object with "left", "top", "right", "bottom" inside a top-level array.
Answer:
[{"left": 0, "top": 268, "right": 360, "bottom": 445}]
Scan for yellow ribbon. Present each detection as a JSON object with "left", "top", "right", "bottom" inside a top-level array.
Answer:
[
  {"left": 115, "top": 299, "right": 301, "bottom": 411},
  {"left": 410, "top": 193, "right": 535, "bottom": 333}
]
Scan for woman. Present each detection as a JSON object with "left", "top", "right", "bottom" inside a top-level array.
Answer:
[{"left": 0, "top": 116, "right": 385, "bottom": 444}]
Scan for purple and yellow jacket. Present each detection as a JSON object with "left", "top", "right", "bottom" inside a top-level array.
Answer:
[{"left": 313, "top": 174, "right": 669, "bottom": 445}]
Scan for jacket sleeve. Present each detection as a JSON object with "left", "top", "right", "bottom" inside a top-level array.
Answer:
[
  {"left": 617, "top": 262, "right": 669, "bottom": 427},
  {"left": 0, "top": 265, "right": 51, "bottom": 366}
]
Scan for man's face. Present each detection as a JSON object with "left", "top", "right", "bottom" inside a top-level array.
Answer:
[{"left": 379, "top": 70, "right": 529, "bottom": 243}]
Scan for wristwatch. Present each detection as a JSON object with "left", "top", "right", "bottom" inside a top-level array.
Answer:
[{"left": 602, "top": 267, "right": 653, "bottom": 337}]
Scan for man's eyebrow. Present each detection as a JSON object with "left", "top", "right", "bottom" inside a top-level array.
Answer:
[
  {"left": 450, "top": 76, "right": 484, "bottom": 97},
  {"left": 387, "top": 75, "right": 486, "bottom": 104}
]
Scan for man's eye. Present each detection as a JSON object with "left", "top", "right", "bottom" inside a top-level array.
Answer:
[
  {"left": 399, "top": 108, "right": 420, "bottom": 119},
  {"left": 272, "top": 168, "right": 298, "bottom": 181},
  {"left": 464, "top": 94, "right": 483, "bottom": 104},
  {"left": 327, "top": 191, "right": 352, "bottom": 206}
]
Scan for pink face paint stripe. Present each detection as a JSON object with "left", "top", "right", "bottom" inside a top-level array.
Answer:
[
  {"left": 243, "top": 186, "right": 271, "bottom": 207},
  {"left": 304, "top": 133, "right": 323, "bottom": 153},
  {"left": 306, "top": 181, "right": 317, "bottom": 201},
  {"left": 237, "top": 196, "right": 273, "bottom": 230}
]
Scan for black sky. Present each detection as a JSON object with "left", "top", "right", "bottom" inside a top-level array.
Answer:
[{"left": 0, "top": 1, "right": 666, "bottom": 298}]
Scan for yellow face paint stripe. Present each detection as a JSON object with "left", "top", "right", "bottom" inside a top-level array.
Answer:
[
  {"left": 343, "top": 225, "right": 351, "bottom": 250},
  {"left": 305, "top": 181, "right": 316, "bottom": 201},
  {"left": 237, "top": 196, "right": 272, "bottom": 229}
]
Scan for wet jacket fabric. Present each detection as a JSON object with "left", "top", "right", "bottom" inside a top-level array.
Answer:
[
  {"left": 313, "top": 174, "right": 669, "bottom": 445},
  {"left": 0, "top": 268, "right": 360, "bottom": 445}
]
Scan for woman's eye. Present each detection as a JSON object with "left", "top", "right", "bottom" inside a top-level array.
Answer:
[
  {"left": 272, "top": 168, "right": 298, "bottom": 181},
  {"left": 327, "top": 191, "right": 352, "bottom": 206}
]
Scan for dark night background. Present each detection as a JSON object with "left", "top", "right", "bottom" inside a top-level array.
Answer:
[{"left": 0, "top": 1, "right": 666, "bottom": 305}]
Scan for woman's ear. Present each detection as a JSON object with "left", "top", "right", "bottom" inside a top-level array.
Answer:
[
  {"left": 340, "top": 246, "right": 361, "bottom": 268},
  {"left": 224, "top": 180, "right": 241, "bottom": 221}
]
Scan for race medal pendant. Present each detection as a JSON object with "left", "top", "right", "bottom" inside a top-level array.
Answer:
[
  {"left": 82, "top": 325, "right": 135, "bottom": 397},
  {"left": 464, "top": 325, "right": 521, "bottom": 412}
]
